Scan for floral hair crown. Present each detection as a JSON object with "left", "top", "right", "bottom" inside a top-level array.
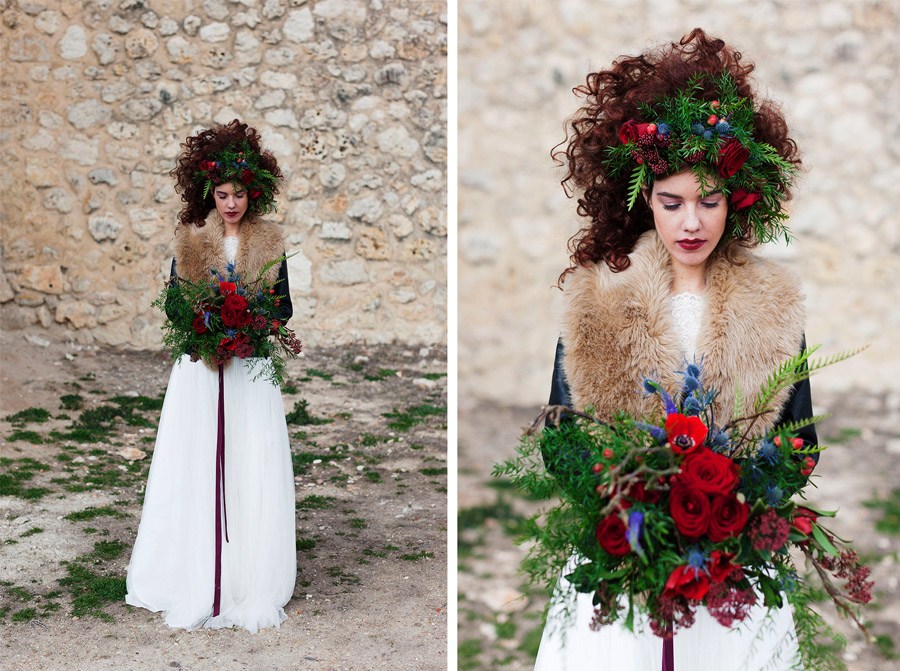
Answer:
[
  {"left": 603, "top": 73, "right": 797, "bottom": 244},
  {"left": 195, "top": 140, "right": 279, "bottom": 215}
]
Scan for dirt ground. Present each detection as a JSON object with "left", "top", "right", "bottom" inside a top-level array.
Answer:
[
  {"left": 0, "top": 332, "right": 447, "bottom": 671},
  {"left": 458, "top": 392, "right": 900, "bottom": 671}
]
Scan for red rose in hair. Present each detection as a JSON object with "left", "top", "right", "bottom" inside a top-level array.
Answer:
[
  {"left": 241, "top": 168, "right": 254, "bottom": 185},
  {"left": 595, "top": 514, "right": 630, "bottom": 556},
  {"left": 664, "top": 565, "right": 710, "bottom": 601},
  {"left": 665, "top": 413, "right": 708, "bottom": 455},
  {"left": 717, "top": 139, "right": 750, "bottom": 178},
  {"left": 249, "top": 189, "right": 262, "bottom": 199},
  {"left": 618, "top": 120, "right": 651, "bottom": 144},
  {"left": 791, "top": 507, "right": 818, "bottom": 536},
  {"left": 707, "top": 551, "right": 740, "bottom": 583},
  {"left": 708, "top": 494, "right": 749, "bottom": 542},
  {"left": 192, "top": 316, "right": 207, "bottom": 334},
  {"left": 669, "top": 484, "right": 710, "bottom": 538},
  {"left": 219, "top": 281, "right": 237, "bottom": 295},
  {"left": 680, "top": 450, "right": 739, "bottom": 496},
  {"left": 730, "top": 188, "right": 762, "bottom": 210}
]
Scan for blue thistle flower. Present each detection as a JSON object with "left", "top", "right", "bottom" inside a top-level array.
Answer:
[
  {"left": 209, "top": 268, "right": 218, "bottom": 276},
  {"left": 656, "top": 123, "right": 670, "bottom": 136},
  {"left": 682, "top": 374, "right": 700, "bottom": 395},
  {"left": 757, "top": 440, "right": 779, "bottom": 466},
  {"left": 703, "top": 130, "right": 713, "bottom": 141},
  {"left": 642, "top": 376, "right": 661, "bottom": 395},
  {"left": 779, "top": 572, "right": 799, "bottom": 595},
  {"left": 686, "top": 547, "right": 708, "bottom": 577},
  {"left": 691, "top": 123, "right": 704, "bottom": 135},
  {"left": 256, "top": 291, "right": 264, "bottom": 300},
  {"left": 225, "top": 329, "right": 237, "bottom": 338},
  {"left": 686, "top": 362, "right": 701, "bottom": 379},
  {"left": 627, "top": 511, "right": 645, "bottom": 558},
  {"left": 633, "top": 421, "right": 667, "bottom": 445},
  {"left": 715, "top": 121, "right": 731, "bottom": 134},
  {"left": 682, "top": 394, "right": 703, "bottom": 416},
  {"left": 764, "top": 485, "right": 784, "bottom": 507},
  {"left": 226, "top": 262, "right": 236, "bottom": 274},
  {"left": 710, "top": 430, "right": 731, "bottom": 450},
  {"left": 203, "top": 311, "right": 211, "bottom": 329}
]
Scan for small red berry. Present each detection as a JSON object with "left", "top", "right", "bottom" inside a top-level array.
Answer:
[
  {"left": 274, "top": 299, "right": 280, "bottom": 306},
  {"left": 773, "top": 436, "right": 782, "bottom": 447},
  {"left": 269, "top": 289, "right": 275, "bottom": 294},
  {"left": 603, "top": 448, "right": 614, "bottom": 460},
  {"left": 791, "top": 438, "right": 804, "bottom": 450},
  {"left": 595, "top": 484, "right": 605, "bottom": 495},
  {"left": 707, "top": 114, "right": 718, "bottom": 126},
  {"left": 592, "top": 463, "right": 604, "bottom": 474},
  {"left": 711, "top": 100, "right": 720, "bottom": 109},
  {"left": 646, "top": 123, "right": 657, "bottom": 133},
  {"left": 636, "top": 156, "right": 644, "bottom": 164},
  {"left": 801, "top": 456, "right": 815, "bottom": 476}
]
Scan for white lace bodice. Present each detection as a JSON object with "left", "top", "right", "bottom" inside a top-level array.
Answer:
[
  {"left": 224, "top": 236, "right": 239, "bottom": 264},
  {"left": 670, "top": 292, "right": 705, "bottom": 361}
]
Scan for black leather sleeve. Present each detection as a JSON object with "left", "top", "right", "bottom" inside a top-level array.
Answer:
[
  {"left": 772, "top": 336, "right": 820, "bottom": 464},
  {"left": 273, "top": 258, "right": 293, "bottom": 325},
  {"left": 542, "top": 338, "right": 584, "bottom": 483},
  {"left": 164, "top": 258, "right": 180, "bottom": 321},
  {"left": 548, "top": 337, "right": 573, "bottom": 410}
]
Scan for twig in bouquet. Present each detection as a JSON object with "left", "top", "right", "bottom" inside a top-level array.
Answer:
[
  {"left": 525, "top": 404, "right": 609, "bottom": 435},
  {"left": 802, "top": 545, "right": 875, "bottom": 643}
]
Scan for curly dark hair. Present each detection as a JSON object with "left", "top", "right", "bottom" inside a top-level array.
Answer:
[
  {"left": 171, "top": 119, "right": 282, "bottom": 227},
  {"left": 554, "top": 28, "right": 801, "bottom": 280}
]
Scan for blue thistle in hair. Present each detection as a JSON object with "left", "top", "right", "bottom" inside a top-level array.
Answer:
[
  {"left": 691, "top": 123, "right": 704, "bottom": 135},
  {"left": 657, "top": 122, "right": 671, "bottom": 136},
  {"left": 703, "top": 130, "right": 713, "bottom": 140},
  {"left": 715, "top": 120, "right": 731, "bottom": 134}
]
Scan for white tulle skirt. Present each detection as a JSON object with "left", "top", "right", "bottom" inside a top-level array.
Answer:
[
  {"left": 534, "top": 556, "right": 800, "bottom": 671},
  {"left": 125, "top": 355, "right": 296, "bottom": 633}
]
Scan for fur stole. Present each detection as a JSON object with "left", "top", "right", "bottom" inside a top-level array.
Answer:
[
  {"left": 174, "top": 210, "right": 284, "bottom": 286},
  {"left": 561, "top": 230, "right": 806, "bottom": 436}
]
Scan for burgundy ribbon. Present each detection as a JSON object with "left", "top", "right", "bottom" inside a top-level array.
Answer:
[
  {"left": 662, "top": 634, "right": 674, "bottom": 670},
  {"left": 213, "top": 363, "right": 230, "bottom": 617}
]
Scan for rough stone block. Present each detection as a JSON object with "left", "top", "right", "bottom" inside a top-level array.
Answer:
[
  {"left": 58, "top": 25, "right": 88, "bottom": 60},
  {"left": 88, "top": 214, "right": 123, "bottom": 242},
  {"left": 67, "top": 99, "right": 112, "bottom": 130},
  {"left": 284, "top": 8, "right": 314, "bottom": 42},
  {"left": 125, "top": 28, "right": 159, "bottom": 58},
  {"left": 19, "top": 265, "right": 64, "bottom": 294},
  {"left": 319, "top": 259, "right": 368, "bottom": 286},
  {"left": 56, "top": 300, "right": 97, "bottom": 328}
]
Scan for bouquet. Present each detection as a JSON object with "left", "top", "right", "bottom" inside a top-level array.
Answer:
[
  {"left": 153, "top": 257, "right": 302, "bottom": 385},
  {"left": 496, "top": 348, "right": 874, "bottom": 669}
]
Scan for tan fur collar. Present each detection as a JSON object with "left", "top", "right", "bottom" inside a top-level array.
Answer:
[
  {"left": 561, "top": 231, "right": 806, "bottom": 435},
  {"left": 174, "top": 210, "right": 284, "bottom": 286}
]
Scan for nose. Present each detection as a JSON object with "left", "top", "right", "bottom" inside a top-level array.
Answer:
[{"left": 682, "top": 205, "right": 701, "bottom": 233}]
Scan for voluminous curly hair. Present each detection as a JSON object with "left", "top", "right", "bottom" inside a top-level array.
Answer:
[
  {"left": 171, "top": 119, "right": 282, "bottom": 227},
  {"left": 555, "top": 28, "right": 800, "bottom": 279}
]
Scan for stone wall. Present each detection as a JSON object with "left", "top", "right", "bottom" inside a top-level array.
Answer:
[
  {"left": 459, "top": 0, "right": 900, "bottom": 407},
  {"left": 0, "top": 0, "right": 447, "bottom": 349}
]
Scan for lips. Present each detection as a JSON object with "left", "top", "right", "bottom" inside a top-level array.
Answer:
[{"left": 677, "top": 239, "right": 706, "bottom": 251}]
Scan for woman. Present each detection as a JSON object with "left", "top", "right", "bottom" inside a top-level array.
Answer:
[
  {"left": 534, "top": 30, "right": 816, "bottom": 670},
  {"left": 125, "top": 119, "right": 296, "bottom": 633}
]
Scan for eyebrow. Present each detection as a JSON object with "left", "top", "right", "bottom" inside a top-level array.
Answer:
[{"left": 657, "top": 190, "right": 722, "bottom": 199}]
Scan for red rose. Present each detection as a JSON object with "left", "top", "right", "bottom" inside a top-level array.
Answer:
[
  {"left": 595, "top": 514, "right": 630, "bottom": 556},
  {"left": 270, "top": 319, "right": 281, "bottom": 332},
  {"left": 664, "top": 565, "right": 710, "bottom": 601},
  {"left": 219, "top": 281, "right": 237, "bottom": 295},
  {"left": 249, "top": 189, "right": 262, "bottom": 199},
  {"left": 729, "top": 188, "right": 762, "bottom": 210},
  {"left": 680, "top": 450, "right": 739, "bottom": 496},
  {"left": 617, "top": 119, "right": 651, "bottom": 144},
  {"left": 717, "top": 139, "right": 750, "bottom": 178},
  {"left": 236, "top": 308, "right": 251, "bottom": 328},
  {"left": 626, "top": 480, "right": 663, "bottom": 504},
  {"left": 665, "top": 413, "right": 708, "bottom": 455},
  {"left": 221, "top": 304, "right": 240, "bottom": 327},
  {"left": 707, "top": 551, "right": 741, "bottom": 583},
  {"left": 791, "top": 507, "right": 818, "bottom": 535},
  {"left": 241, "top": 168, "right": 254, "bottom": 185},
  {"left": 192, "top": 316, "right": 207, "bottom": 334},
  {"left": 200, "top": 160, "right": 217, "bottom": 171},
  {"left": 223, "top": 293, "right": 248, "bottom": 311},
  {"left": 669, "top": 484, "right": 710, "bottom": 538},
  {"left": 708, "top": 494, "right": 749, "bottom": 542}
]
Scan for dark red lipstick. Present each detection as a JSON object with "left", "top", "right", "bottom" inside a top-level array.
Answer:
[{"left": 677, "top": 239, "right": 706, "bottom": 251}]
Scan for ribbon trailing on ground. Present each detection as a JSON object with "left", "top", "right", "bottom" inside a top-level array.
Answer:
[{"left": 213, "top": 363, "right": 230, "bottom": 617}]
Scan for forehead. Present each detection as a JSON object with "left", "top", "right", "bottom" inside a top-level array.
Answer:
[
  {"left": 652, "top": 170, "right": 720, "bottom": 197},
  {"left": 214, "top": 182, "right": 244, "bottom": 194}
]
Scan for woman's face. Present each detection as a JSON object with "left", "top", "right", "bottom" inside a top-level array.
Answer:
[
  {"left": 214, "top": 182, "right": 248, "bottom": 226},
  {"left": 645, "top": 170, "right": 728, "bottom": 272}
]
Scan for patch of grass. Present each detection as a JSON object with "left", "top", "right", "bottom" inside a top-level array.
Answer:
[
  {"left": 874, "top": 634, "right": 898, "bottom": 660},
  {"left": 291, "top": 450, "right": 344, "bottom": 476},
  {"left": 60, "top": 394, "right": 84, "bottom": 410},
  {"left": 20, "top": 527, "right": 43, "bottom": 538},
  {"left": 364, "top": 470, "right": 382, "bottom": 483},
  {"left": 0, "top": 459, "right": 53, "bottom": 500},
  {"left": 364, "top": 368, "right": 397, "bottom": 381},
  {"left": 826, "top": 427, "right": 862, "bottom": 444},
  {"left": 8, "top": 586, "right": 32, "bottom": 602},
  {"left": 349, "top": 518, "right": 367, "bottom": 529},
  {"left": 296, "top": 537, "right": 317, "bottom": 552},
  {"left": 458, "top": 639, "right": 483, "bottom": 670},
  {"left": 864, "top": 488, "right": 900, "bottom": 535},
  {"left": 399, "top": 550, "right": 434, "bottom": 561},
  {"left": 422, "top": 372, "right": 447, "bottom": 380},
  {"left": 58, "top": 562, "right": 126, "bottom": 620},
  {"left": 285, "top": 399, "right": 333, "bottom": 426},
  {"left": 11, "top": 608, "right": 37, "bottom": 622},
  {"left": 7, "top": 430, "right": 44, "bottom": 444},
  {"left": 346, "top": 362, "right": 364, "bottom": 373},
  {"left": 408, "top": 443, "right": 425, "bottom": 450},
  {"left": 360, "top": 433, "right": 388, "bottom": 447},
  {"left": 64, "top": 506, "right": 125, "bottom": 522},
  {"left": 496, "top": 619, "right": 516, "bottom": 639},
  {"left": 363, "top": 547, "right": 388, "bottom": 558},
  {"left": 85, "top": 540, "right": 126, "bottom": 562},
  {"left": 382, "top": 404, "right": 446, "bottom": 431},
  {"left": 330, "top": 473, "right": 349, "bottom": 486},
  {"left": 282, "top": 382, "right": 298, "bottom": 394},
  {"left": 5, "top": 408, "right": 51, "bottom": 424},
  {"left": 306, "top": 368, "right": 333, "bottom": 381},
  {"left": 420, "top": 467, "right": 447, "bottom": 476},
  {"left": 296, "top": 495, "right": 337, "bottom": 510},
  {"left": 520, "top": 622, "right": 545, "bottom": 657},
  {"left": 326, "top": 566, "right": 360, "bottom": 586}
]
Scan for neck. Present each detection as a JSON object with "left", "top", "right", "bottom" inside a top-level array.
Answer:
[
  {"left": 223, "top": 219, "right": 241, "bottom": 237},
  {"left": 670, "top": 261, "right": 707, "bottom": 294}
]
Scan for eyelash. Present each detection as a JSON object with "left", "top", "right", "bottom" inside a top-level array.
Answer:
[{"left": 661, "top": 201, "right": 721, "bottom": 211}]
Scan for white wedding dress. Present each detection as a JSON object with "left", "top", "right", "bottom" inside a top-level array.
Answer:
[
  {"left": 126, "top": 236, "right": 296, "bottom": 633},
  {"left": 534, "top": 293, "right": 800, "bottom": 671}
]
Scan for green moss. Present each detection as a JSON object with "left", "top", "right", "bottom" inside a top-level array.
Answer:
[
  {"left": 306, "top": 368, "right": 333, "bottom": 381},
  {"left": 349, "top": 518, "right": 367, "bottom": 529},
  {"left": 8, "top": 586, "right": 32, "bottom": 602},
  {"left": 399, "top": 550, "right": 434, "bottom": 561},
  {"left": 5, "top": 408, "right": 51, "bottom": 424},
  {"left": 291, "top": 450, "right": 343, "bottom": 476},
  {"left": 7, "top": 430, "right": 44, "bottom": 444},
  {"left": 420, "top": 467, "right": 447, "bottom": 476},
  {"left": 325, "top": 566, "right": 360, "bottom": 585},
  {"left": 296, "top": 537, "right": 317, "bottom": 552},
  {"left": 364, "top": 368, "right": 397, "bottom": 381},
  {"left": 58, "top": 563, "right": 126, "bottom": 619},
  {"left": 60, "top": 394, "right": 84, "bottom": 410},
  {"left": 282, "top": 382, "right": 298, "bottom": 394},
  {"left": 364, "top": 470, "right": 382, "bottom": 483},
  {"left": 422, "top": 372, "right": 447, "bottom": 380},
  {"left": 495, "top": 619, "right": 516, "bottom": 639},
  {"left": 64, "top": 506, "right": 125, "bottom": 522},
  {"left": 360, "top": 433, "right": 388, "bottom": 447},
  {"left": 296, "top": 495, "right": 337, "bottom": 510},
  {"left": 86, "top": 540, "right": 126, "bottom": 562},
  {"left": 285, "top": 399, "right": 333, "bottom": 426},
  {"left": 11, "top": 608, "right": 38, "bottom": 622},
  {"left": 19, "top": 527, "right": 43, "bottom": 538},
  {"left": 382, "top": 404, "right": 446, "bottom": 431}
]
